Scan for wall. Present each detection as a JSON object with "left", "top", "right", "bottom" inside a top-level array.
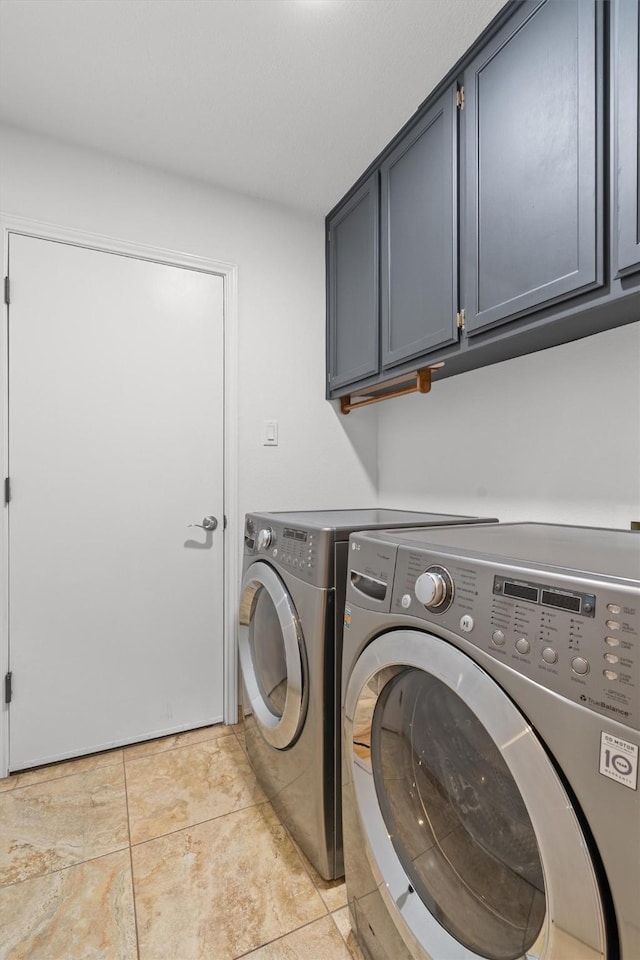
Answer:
[
  {"left": 0, "top": 123, "right": 378, "bottom": 526},
  {"left": 376, "top": 322, "right": 640, "bottom": 529}
]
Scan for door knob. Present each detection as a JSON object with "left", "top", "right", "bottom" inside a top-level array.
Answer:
[{"left": 188, "top": 515, "right": 218, "bottom": 531}]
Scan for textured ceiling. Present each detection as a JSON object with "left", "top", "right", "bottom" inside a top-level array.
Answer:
[{"left": 0, "top": 0, "right": 506, "bottom": 215}]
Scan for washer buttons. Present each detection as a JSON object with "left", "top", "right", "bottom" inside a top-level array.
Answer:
[
  {"left": 542, "top": 647, "right": 558, "bottom": 665},
  {"left": 460, "top": 615, "right": 474, "bottom": 633},
  {"left": 607, "top": 603, "right": 621, "bottom": 615},
  {"left": 606, "top": 620, "right": 620, "bottom": 631},
  {"left": 571, "top": 657, "right": 590, "bottom": 676},
  {"left": 401, "top": 594, "right": 412, "bottom": 609},
  {"left": 491, "top": 629, "right": 505, "bottom": 646},
  {"left": 515, "top": 638, "right": 530, "bottom": 655},
  {"left": 272, "top": 548, "right": 278, "bottom": 558},
  {"left": 605, "top": 636, "right": 620, "bottom": 647},
  {"left": 604, "top": 653, "right": 619, "bottom": 664},
  {"left": 604, "top": 669, "right": 618, "bottom": 681}
]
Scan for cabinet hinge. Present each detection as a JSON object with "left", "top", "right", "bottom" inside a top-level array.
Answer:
[
  {"left": 4, "top": 477, "right": 10, "bottom": 504},
  {"left": 4, "top": 276, "right": 9, "bottom": 305},
  {"left": 456, "top": 86, "right": 465, "bottom": 110},
  {"left": 4, "top": 672, "right": 12, "bottom": 704},
  {"left": 456, "top": 309, "right": 466, "bottom": 331}
]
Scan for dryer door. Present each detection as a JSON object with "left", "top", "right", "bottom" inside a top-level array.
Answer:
[
  {"left": 239, "top": 561, "right": 308, "bottom": 749},
  {"left": 345, "top": 629, "right": 607, "bottom": 960}
]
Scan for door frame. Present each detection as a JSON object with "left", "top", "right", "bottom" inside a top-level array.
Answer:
[{"left": 0, "top": 214, "right": 240, "bottom": 778}]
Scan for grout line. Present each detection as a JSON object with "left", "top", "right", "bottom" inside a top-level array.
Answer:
[
  {"left": 122, "top": 750, "right": 142, "bottom": 960},
  {"left": 128, "top": 796, "right": 273, "bottom": 849},
  {"left": 231, "top": 913, "right": 336, "bottom": 960},
  {"left": 0, "top": 843, "right": 131, "bottom": 891},
  {"left": 122, "top": 727, "right": 237, "bottom": 765},
  {"left": 0, "top": 751, "right": 124, "bottom": 793}
]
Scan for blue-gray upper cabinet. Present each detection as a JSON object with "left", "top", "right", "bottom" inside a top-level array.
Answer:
[
  {"left": 327, "top": 174, "right": 379, "bottom": 392},
  {"left": 614, "top": 0, "right": 640, "bottom": 276},
  {"left": 463, "top": 0, "right": 603, "bottom": 337},
  {"left": 380, "top": 85, "right": 458, "bottom": 370}
]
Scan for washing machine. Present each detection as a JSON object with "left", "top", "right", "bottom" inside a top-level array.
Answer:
[
  {"left": 238, "top": 509, "right": 497, "bottom": 880},
  {"left": 341, "top": 523, "right": 639, "bottom": 960}
]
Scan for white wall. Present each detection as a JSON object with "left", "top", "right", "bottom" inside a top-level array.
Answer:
[
  {"left": 0, "top": 123, "right": 378, "bottom": 524},
  {"left": 377, "top": 323, "right": 640, "bottom": 529}
]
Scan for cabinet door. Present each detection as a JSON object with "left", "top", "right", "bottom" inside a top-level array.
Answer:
[
  {"left": 381, "top": 85, "right": 458, "bottom": 369},
  {"left": 614, "top": 0, "right": 640, "bottom": 275},
  {"left": 327, "top": 174, "right": 379, "bottom": 392},
  {"left": 463, "top": 0, "right": 602, "bottom": 336}
]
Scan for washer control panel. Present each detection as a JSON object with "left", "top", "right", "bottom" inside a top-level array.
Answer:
[
  {"left": 244, "top": 515, "right": 329, "bottom": 587},
  {"left": 391, "top": 547, "right": 639, "bottom": 730}
]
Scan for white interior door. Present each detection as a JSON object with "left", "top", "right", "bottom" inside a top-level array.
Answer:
[{"left": 6, "top": 233, "right": 225, "bottom": 771}]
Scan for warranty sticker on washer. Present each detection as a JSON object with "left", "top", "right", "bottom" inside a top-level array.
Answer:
[
  {"left": 599, "top": 732, "right": 638, "bottom": 790},
  {"left": 344, "top": 605, "right": 351, "bottom": 630}
]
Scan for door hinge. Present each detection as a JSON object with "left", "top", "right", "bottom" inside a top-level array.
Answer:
[
  {"left": 4, "top": 672, "right": 12, "bottom": 704},
  {"left": 3, "top": 276, "right": 9, "bottom": 305},
  {"left": 4, "top": 477, "right": 10, "bottom": 504},
  {"left": 456, "top": 308, "right": 466, "bottom": 331},
  {"left": 456, "top": 86, "right": 465, "bottom": 110}
]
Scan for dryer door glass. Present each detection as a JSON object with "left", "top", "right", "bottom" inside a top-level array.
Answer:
[
  {"left": 239, "top": 562, "right": 307, "bottom": 749},
  {"left": 372, "top": 668, "right": 545, "bottom": 960}
]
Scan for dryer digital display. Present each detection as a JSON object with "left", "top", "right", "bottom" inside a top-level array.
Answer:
[
  {"left": 283, "top": 527, "right": 308, "bottom": 542},
  {"left": 494, "top": 576, "right": 595, "bottom": 617}
]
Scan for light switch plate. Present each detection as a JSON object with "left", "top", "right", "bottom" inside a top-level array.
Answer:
[{"left": 262, "top": 420, "right": 278, "bottom": 446}]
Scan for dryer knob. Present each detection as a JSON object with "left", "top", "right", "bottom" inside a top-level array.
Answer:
[
  {"left": 256, "top": 528, "right": 273, "bottom": 551},
  {"left": 415, "top": 568, "right": 451, "bottom": 610}
]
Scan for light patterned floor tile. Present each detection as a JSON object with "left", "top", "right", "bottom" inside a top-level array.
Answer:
[
  {"left": 123, "top": 722, "right": 233, "bottom": 760},
  {"left": 288, "top": 833, "right": 348, "bottom": 912},
  {"left": 132, "top": 803, "right": 327, "bottom": 960},
  {"left": 0, "top": 765, "right": 129, "bottom": 887},
  {"left": 0, "top": 749, "right": 123, "bottom": 794},
  {"left": 126, "top": 734, "right": 266, "bottom": 844},
  {"left": 242, "top": 914, "right": 356, "bottom": 960},
  {"left": 0, "top": 849, "right": 136, "bottom": 960},
  {"left": 332, "top": 907, "right": 367, "bottom": 960}
]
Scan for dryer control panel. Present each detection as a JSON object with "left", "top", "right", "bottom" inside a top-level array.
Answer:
[{"left": 381, "top": 546, "right": 640, "bottom": 731}]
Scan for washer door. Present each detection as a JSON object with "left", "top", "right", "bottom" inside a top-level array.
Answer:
[
  {"left": 239, "top": 561, "right": 308, "bottom": 749},
  {"left": 345, "top": 630, "right": 607, "bottom": 960}
]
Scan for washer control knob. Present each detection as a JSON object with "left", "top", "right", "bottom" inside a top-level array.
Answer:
[
  {"left": 515, "top": 637, "right": 530, "bottom": 655},
  {"left": 542, "top": 647, "right": 559, "bottom": 665},
  {"left": 256, "top": 528, "right": 273, "bottom": 551},
  {"left": 414, "top": 566, "right": 454, "bottom": 612},
  {"left": 571, "top": 657, "right": 590, "bottom": 675}
]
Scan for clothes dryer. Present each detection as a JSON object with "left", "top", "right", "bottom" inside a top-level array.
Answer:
[
  {"left": 342, "top": 523, "right": 639, "bottom": 960},
  {"left": 238, "top": 509, "right": 496, "bottom": 880}
]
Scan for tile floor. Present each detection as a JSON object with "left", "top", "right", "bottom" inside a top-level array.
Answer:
[{"left": 0, "top": 723, "right": 365, "bottom": 960}]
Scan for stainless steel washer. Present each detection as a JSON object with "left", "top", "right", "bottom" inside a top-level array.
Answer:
[
  {"left": 341, "top": 523, "right": 640, "bottom": 959},
  {"left": 238, "top": 509, "right": 496, "bottom": 880}
]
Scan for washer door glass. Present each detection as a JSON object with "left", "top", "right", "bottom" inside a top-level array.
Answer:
[
  {"left": 239, "top": 561, "right": 307, "bottom": 749},
  {"left": 346, "top": 630, "right": 607, "bottom": 960},
  {"left": 372, "top": 668, "right": 544, "bottom": 960}
]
